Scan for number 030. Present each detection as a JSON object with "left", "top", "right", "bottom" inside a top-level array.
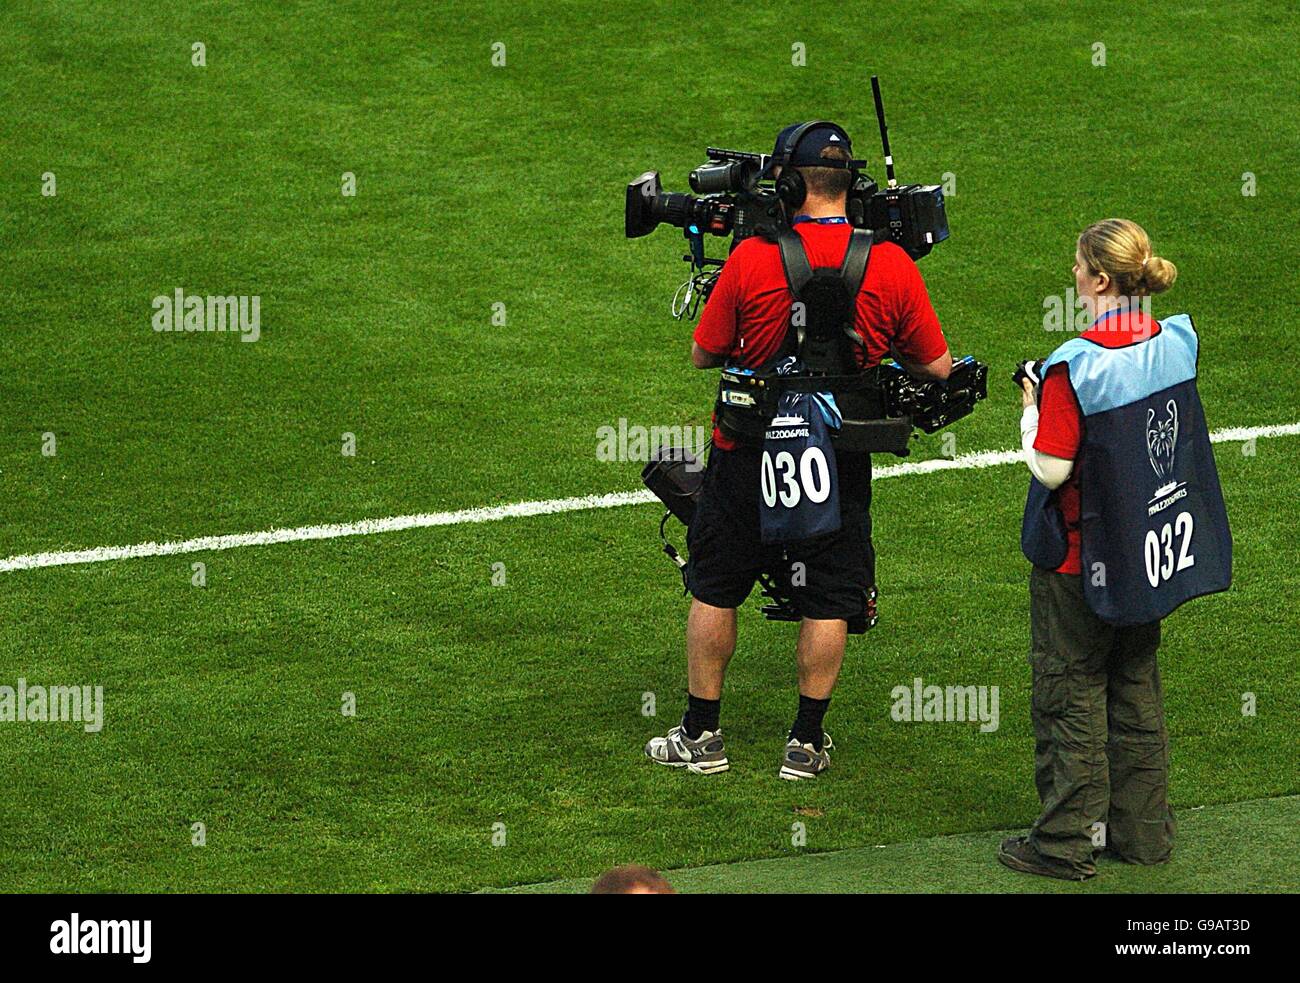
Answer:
[
  {"left": 761, "top": 447, "right": 832, "bottom": 508},
  {"left": 1144, "top": 511, "right": 1195, "bottom": 588}
]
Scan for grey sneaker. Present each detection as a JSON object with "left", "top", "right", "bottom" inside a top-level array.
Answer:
[
  {"left": 644, "top": 724, "right": 729, "bottom": 775},
  {"left": 779, "top": 733, "right": 834, "bottom": 780}
]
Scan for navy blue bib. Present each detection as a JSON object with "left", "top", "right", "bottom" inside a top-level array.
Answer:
[
  {"left": 759, "top": 359, "right": 843, "bottom": 544},
  {"left": 1022, "top": 314, "right": 1232, "bottom": 625}
]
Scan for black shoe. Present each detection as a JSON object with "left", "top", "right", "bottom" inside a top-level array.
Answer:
[{"left": 997, "top": 836, "right": 1095, "bottom": 881}]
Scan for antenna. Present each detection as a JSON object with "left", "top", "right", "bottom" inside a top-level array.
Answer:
[{"left": 871, "top": 75, "right": 898, "bottom": 189}]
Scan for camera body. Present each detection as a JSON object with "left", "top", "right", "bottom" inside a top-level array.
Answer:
[
  {"left": 864, "top": 183, "right": 948, "bottom": 260},
  {"left": 624, "top": 157, "right": 949, "bottom": 261},
  {"left": 624, "top": 157, "right": 786, "bottom": 248},
  {"left": 1012, "top": 358, "right": 1047, "bottom": 389}
]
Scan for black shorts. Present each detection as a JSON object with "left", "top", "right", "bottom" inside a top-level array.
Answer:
[{"left": 685, "top": 443, "right": 875, "bottom": 621}]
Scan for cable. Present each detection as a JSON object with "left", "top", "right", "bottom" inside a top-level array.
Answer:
[{"left": 671, "top": 268, "right": 719, "bottom": 320}]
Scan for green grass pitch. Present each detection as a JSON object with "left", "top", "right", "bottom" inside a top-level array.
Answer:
[{"left": 1, "top": 1, "right": 1296, "bottom": 893}]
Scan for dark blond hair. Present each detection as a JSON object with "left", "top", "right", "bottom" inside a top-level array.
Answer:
[
  {"left": 798, "top": 145, "right": 854, "bottom": 198},
  {"left": 1078, "top": 218, "right": 1177, "bottom": 296}
]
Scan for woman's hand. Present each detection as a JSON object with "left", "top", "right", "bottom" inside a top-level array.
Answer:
[{"left": 1020, "top": 378, "right": 1036, "bottom": 408}]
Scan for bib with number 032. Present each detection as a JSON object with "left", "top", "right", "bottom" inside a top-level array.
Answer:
[
  {"left": 1020, "top": 314, "right": 1231, "bottom": 625},
  {"left": 758, "top": 375, "right": 843, "bottom": 545}
]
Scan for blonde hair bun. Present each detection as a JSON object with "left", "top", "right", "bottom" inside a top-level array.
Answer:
[
  {"left": 1140, "top": 254, "right": 1178, "bottom": 294},
  {"left": 1078, "top": 218, "right": 1177, "bottom": 297}
]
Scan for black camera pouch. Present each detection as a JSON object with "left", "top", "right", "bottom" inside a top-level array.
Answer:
[{"left": 641, "top": 446, "right": 705, "bottom": 526}]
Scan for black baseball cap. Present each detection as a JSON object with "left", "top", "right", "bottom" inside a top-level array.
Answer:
[{"left": 759, "top": 122, "right": 855, "bottom": 179}]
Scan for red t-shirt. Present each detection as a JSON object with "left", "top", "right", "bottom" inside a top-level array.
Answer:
[
  {"left": 1034, "top": 308, "right": 1163, "bottom": 575},
  {"left": 693, "top": 223, "right": 949, "bottom": 448}
]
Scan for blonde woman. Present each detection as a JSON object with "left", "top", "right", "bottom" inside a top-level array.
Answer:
[{"left": 1000, "top": 219, "right": 1232, "bottom": 881}]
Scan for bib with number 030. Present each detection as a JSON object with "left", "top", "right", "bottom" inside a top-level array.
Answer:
[{"left": 758, "top": 374, "right": 843, "bottom": 545}]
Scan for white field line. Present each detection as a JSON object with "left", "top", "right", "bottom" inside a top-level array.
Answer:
[{"left": 2, "top": 421, "right": 1296, "bottom": 575}]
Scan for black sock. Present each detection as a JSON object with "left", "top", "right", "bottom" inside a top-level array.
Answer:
[
  {"left": 684, "top": 693, "right": 721, "bottom": 738},
  {"left": 790, "top": 694, "right": 830, "bottom": 750}
]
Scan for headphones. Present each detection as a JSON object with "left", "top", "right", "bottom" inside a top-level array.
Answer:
[{"left": 773, "top": 120, "right": 862, "bottom": 210}]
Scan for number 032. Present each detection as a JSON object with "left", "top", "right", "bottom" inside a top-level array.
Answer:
[{"left": 1144, "top": 511, "right": 1195, "bottom": 588}]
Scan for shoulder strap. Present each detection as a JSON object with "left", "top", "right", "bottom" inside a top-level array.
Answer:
[
  {"left": 836, "top": 228, "right": 873, "bottom": 356},
  {"left": 838, "top": 228, "right": 873, "bottom": 296},
  {"left": 776, "top": 229, "right": 814, "bottom": 299}
]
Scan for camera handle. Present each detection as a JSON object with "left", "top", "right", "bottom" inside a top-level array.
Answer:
[{"left": 672, "top": 224, "right": 725, "bottom": 320}]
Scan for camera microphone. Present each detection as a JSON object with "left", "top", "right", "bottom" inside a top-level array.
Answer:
[{"left": 871, "top": 75, "right": 897, "bottom": 190}]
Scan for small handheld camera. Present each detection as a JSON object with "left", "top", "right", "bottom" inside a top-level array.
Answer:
[{"left": 1012, "top": 359, "right": 1046, "bottom": 389}]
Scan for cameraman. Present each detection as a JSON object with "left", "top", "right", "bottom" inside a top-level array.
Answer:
[
  {"left": 645, "top": 122, "right": 952, "bottom": 780},
  {"left": 1001, "top": 219, "right": 1231, "bottom": 880}
]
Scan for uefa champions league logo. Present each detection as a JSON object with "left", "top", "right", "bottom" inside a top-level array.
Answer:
[
  {"left": 1146, "top": 399, "right": 1185, "bottom": 512},
  {"left": 1146, "top": 400, "right": 1178, "bottom": 482}
]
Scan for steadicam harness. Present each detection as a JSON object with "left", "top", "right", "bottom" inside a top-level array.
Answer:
[
  {"left": 713, "top": 120, "right": 905, "bottom": 452},
  {"left": 640, "top": 117, "right": 987, "bottom": 633},
  {"left": 714, "top": 226, "right": 913, "bottom": 455}
]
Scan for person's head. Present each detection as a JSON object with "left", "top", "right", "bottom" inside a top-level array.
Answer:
[
  {"left": 1074, "top": 218, "right": 1177, "bottom": 318},
  {"left": 764, "top": 122, "right": 856, "bottom": 214},
  {"left": 796, "top": 143, "right": 854, "bottom": 204},
  {"left": 589, "top": 864, "right": 675, "bottom": 895}
]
